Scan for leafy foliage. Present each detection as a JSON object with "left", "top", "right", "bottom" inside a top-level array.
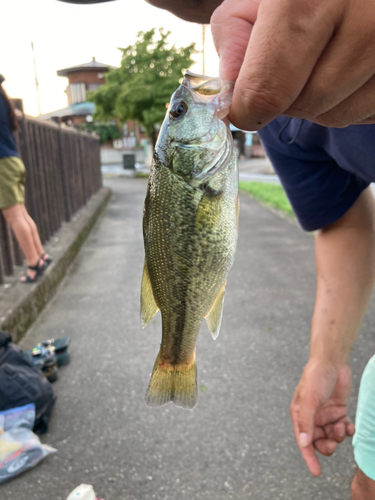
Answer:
[
  {"left": 89, "top": 29, "right": 196, "bottom": 145},
  {"left": 81, "top": 121, "right": 121, "bottom": 144},
  {"left": 239, "top": 181, "right": 295, "bottom": 218}
]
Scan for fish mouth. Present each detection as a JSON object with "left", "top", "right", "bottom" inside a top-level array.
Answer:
[
  {"left": 171, "top": 133, "right": 220, "bottom": 152},
  {"left": 171, "top": 142, "right": 207, "bottom": 151}
]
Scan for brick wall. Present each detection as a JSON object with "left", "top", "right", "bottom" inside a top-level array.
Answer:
[{"left": 68, "top": 70, "right": 108, "bottom": 85}]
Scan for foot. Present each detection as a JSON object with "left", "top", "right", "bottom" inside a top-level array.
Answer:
[{"left": 20, "top": 258, "right": 46, "bottom": 283}]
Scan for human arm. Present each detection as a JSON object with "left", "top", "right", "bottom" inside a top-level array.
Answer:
[
  {"left": 352, "top": 468, "right": 375, "bottom": 500},
  {"left": 211, "top": 0, "right": 375, "bottom": 130},
  {"left": 56, "top": 0, "right": 221, "bottom": 19},
  {"left": 145, "top": 0, "right": 222, "bottom": 23},
  {"left": 290, "top": 187, "right": 375, "bottom": 476}
]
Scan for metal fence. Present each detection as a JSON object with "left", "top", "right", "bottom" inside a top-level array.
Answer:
[{"left": 0, "top": 115, "right": 102, "bottom": 284}]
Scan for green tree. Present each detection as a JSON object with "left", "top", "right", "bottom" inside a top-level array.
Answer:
[
  {"left": 89, "top": 29, "right": 196, "bottom": 147},
  {"left": 81, "top": 121, "right": 121, "bottom": 144}
]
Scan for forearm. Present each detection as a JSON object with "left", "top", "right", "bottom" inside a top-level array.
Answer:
[
  {"left": 310, "top": 188, "right": 375, "bottom": 366},
  {"left": 146, "top": 0, "right": 223, "bottom": 23}
]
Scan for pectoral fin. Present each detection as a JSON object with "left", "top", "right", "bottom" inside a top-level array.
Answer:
[
  {"left": 204, "top": 282, "right": 226, "bottom": 340},
  {"left": 140, "top": 261, "right": 159, "bottom": 328}
]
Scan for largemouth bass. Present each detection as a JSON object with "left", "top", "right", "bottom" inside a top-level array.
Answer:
[{"left": 141, "top": 71, "right": 238, "bottom": 409}]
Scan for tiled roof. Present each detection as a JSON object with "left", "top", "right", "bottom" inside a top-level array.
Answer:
[{"left": 57, "top": 58, "right": 115, "bottom": 76}]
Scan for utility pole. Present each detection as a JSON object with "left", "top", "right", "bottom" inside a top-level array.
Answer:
[
  {"left": 202, "top": 25, "right": 206, "bottom": 75},
  {"left": 31, "top": 42, "right": 41, "bottom": 115}
]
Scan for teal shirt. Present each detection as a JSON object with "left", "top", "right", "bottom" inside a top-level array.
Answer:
[{"left": 353, "top": 355, "right": 375, "bottom": 480}]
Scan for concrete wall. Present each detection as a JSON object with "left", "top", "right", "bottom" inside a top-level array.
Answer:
[{"left": 100, "top": 148, "right": 146, "bottom": 166}]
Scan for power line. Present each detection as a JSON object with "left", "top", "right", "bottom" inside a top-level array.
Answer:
[
  {"left": 31, "top": 42, "right": 41, "bottom": 115},
  {"left": 202, "top": 25, "right": 206, "bottom": 75}
]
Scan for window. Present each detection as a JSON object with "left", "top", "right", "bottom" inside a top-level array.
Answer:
[{"left": 66, "top": 83, "right": 86, "bottom": 104}]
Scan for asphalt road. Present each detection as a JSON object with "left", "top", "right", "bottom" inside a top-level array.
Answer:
[{"left": 3, "top": 177, "right": 375, "bottom": 500}]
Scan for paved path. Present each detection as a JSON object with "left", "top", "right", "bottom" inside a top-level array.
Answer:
[{"left": 3, "top": 178, "right": 375, "bottom": 500}]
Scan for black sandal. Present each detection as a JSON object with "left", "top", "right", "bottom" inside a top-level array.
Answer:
[
  {"left": 41, "top": 252, "right": 53, "bottom": 266},
  {"left": 20, "top": 258, "right": 47, "bottom": 284}
]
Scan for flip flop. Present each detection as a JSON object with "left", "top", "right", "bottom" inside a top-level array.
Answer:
[{"left": 20, "top": 258, "right": 47, "bottom": 284}]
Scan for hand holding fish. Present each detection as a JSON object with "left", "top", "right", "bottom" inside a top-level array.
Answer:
[{"left": 210, "top": 0, "right": 375, "bottom": 129}]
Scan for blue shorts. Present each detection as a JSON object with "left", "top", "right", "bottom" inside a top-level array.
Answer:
[
  {"left": 353, "top": 355, "right": 375, "bottom": 481},
  {"left": 258, "top": 118, "right": 375, "bottom": 231}
]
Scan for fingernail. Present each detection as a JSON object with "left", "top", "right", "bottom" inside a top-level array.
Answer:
[
  {"left": 299, "top": 433, "right": 309, "bottom": 448},
  {"left": 338, "top": 428, "right": 345, "bottom": 437}
]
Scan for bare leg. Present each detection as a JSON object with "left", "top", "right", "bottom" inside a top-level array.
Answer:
[
  {"left": 19, "top": 204, "right": 45, "bottom": 257},
  {"left": 2, "top": 204, "right": 44, "bottom": 280},
  {"left": 351, "top": 469, "right": 375, "bottom": 500}
]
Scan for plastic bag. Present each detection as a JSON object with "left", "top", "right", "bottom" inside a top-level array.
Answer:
[
  {"left": 66, "top": 484, "right": 96, "bottom": 500},
  {"left": 0, "top": 403, "right": 56, "bottom": 483}
]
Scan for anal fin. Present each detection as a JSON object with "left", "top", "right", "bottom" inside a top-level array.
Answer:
[{"left": 205, "top": 282, "right": 226, "bottom": 340}]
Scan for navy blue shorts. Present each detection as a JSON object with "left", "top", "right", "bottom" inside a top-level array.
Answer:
[{"left": 257, "top": 118, "right": 374, "bottom": 231}]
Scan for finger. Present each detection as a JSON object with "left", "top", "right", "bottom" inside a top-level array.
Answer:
[
  {"left": 299, "top": 443, "right": 322, "bottom": 477},
  {"left": 229, "top": 0, "right": 337, "bottom": 130},
  {"left": 292, "top": 391, "right": 322, "bottom": 476},
  {"left": 314, "top": 439, "right": 338, "bottom": 457},
  {"left": 210, "top": 0, "right": 258, "bottom": 82},
  {"left": 315, "top": 406, "right": 349, "bottom": 427},
  {"left": 346, "top": 422, "right": 356, "bottom": 437},
  {"left": 309, "top": 74, "right": 375, "bottom": 127},
  {"left": 290, "top": 391, "right": 302, "bottom": 443},
  {"left": 332, "top": 422, "right": 346, "bottom": 443},
  {"left": 322, "top": 417, "right": 354, "bottom": 442},
  {"left": 313, "top": 427, "right": 326, "bottom": 442},
  {"left": 297, "top": 391, "right": 319, "bottom": 450},
  {"left": 315, "top": 404, "right": 351, "bottom": 427}
]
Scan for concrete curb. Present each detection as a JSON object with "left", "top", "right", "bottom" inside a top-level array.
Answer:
[{"left": 0, "top": 187, "right": 112, "bottom": 342}]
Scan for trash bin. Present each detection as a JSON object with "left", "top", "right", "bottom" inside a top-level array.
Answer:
[{"left": 123, "top": 154, "right": 136, "bottom": 170}]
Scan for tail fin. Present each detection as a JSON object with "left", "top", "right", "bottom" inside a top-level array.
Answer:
[{"left": 145, "top": 352, "right": 197, "bottom": 409}]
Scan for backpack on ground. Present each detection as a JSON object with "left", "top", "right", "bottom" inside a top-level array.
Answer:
[{"left": 0, "top": 331, "right": 56, "bottom": 433}]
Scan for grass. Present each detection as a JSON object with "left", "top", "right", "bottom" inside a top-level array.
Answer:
[
  {"left": 133, "top": 171, "right": 150, "bottom": 179},
  {"left": 239, "top": 181, "right": 295, "bottom": 219}
]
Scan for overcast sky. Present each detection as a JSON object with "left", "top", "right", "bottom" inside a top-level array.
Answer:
[{"left": 1, "top": 0, "right": 219, "bottom": 116}]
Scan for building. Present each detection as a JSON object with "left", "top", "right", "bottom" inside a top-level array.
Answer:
[
  {"left": 40, "top": 58, "right": 146, "bottom": 150},
  {"left": 39, "top": 57, "right": 113, "bottom": 126}
]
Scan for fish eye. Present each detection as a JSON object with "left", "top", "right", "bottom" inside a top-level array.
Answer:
[{"left": 169, "top": 101, "right": 188, "bottom": 119}]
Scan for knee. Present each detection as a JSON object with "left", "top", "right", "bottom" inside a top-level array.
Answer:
[
  {"left": 2, "top": 206, "right": 18, "bottom": 224},
  {"left": 351, "top": 469, "right": 375, "bottom": 500},
  {"left": 22, "top": 207, "right": 37, "bottom": 228}
]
